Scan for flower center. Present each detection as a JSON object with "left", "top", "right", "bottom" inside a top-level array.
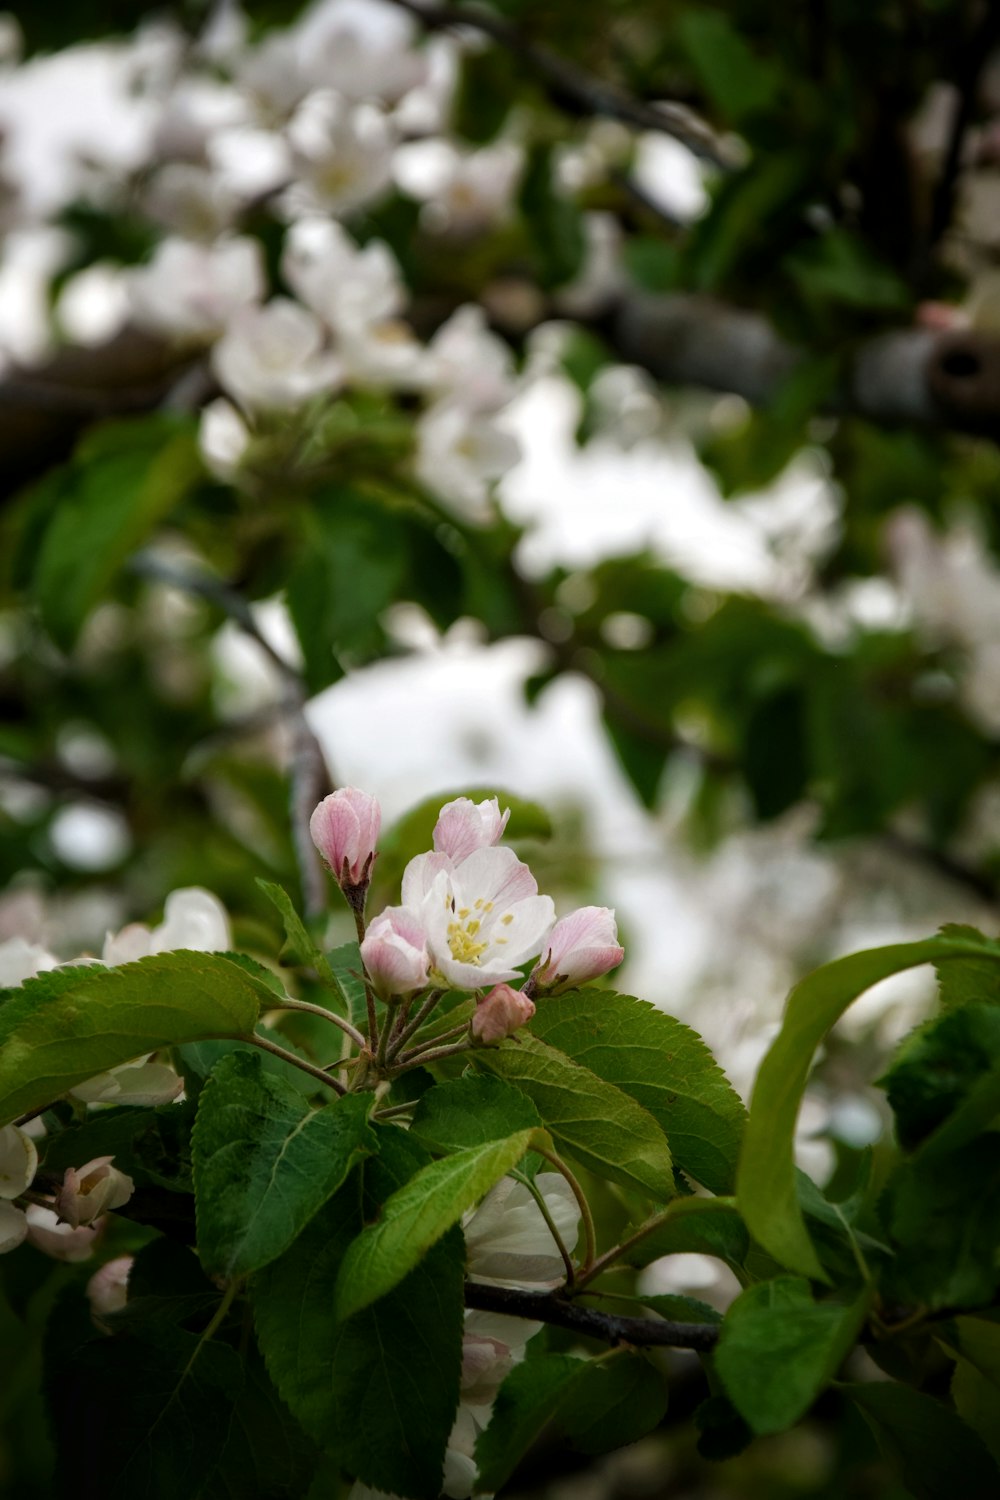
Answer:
[{"left": 446, "top": 897, "right": 500, "bottom": 965}]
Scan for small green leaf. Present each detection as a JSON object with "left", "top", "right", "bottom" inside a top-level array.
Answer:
[
  {"left": 256, "top": 878, "right": 335, "bottom": 980},
  {"left": 476, "top": 1033, "right": 675, "bottom": 1200},
  {"left": 193, "top": 1052, "right": 377, "bottom": 1277},
  {"left": 624, "top": 1196, "right": 748, "bottom": 1270},
  {"left": 935, "top": 925, "right": 1000, "bottom": 1009},
  {"left": 475, "top": 1355, "right": 584, "bottom": 1491},
  {"left": 879, "top": 1003, "right": 1000, "bottom": 1150},
  {"left": 559, "top": 1354, "right": 668, "bottom": 1455},
  {"left": 334, "top": 1128, "right": 543, "bottom": 1320},
  {"left": 411, "top": 1074, "right": 542, "bottom": 1153},
  {"left": 844, "top": 1381, "right": 1000, "bottom": 1500},
  {"left": 0, "top": 951, "right": 269, "bottom": 1126},
  {"left": 32, "top": 414, "right": 201, "bottom": 649},
  {"left": 253, "top": 1129, "right": 464, "bottom": 1500},
  {"left": 737, "top": 932, "right": 1000, "bottom": 1279},
  {"left": 677, "top": 9, "right": 780, "bottom": 124},
  {"left": 715, "top": 1277, "right": 870, "bottom": 1434},
  {"left": 528, "top": 989, "right": 744, "bottom": 1193}
]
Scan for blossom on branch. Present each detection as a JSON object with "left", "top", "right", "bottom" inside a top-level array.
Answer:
[
  {"left": 310, "top": 786, "right": 381, "bottom": 890},
  {"left": 360, "top": 906, "right": 430, "bottom": 997},
  {"left": 432, "top": 795, "right": 510, "bottom": 863},
  {"left": 55, "top": 1156, "right": 134, "bottom": 1228},
  {"left": 531, "top": 906, "right": 624, "bottom": 993},
  {"left": 471, "top": 982, "right": 535, "bottom": 1043}
]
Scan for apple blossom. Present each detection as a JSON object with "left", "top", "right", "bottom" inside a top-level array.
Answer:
[
  {"left": 406, "top": 845, "right": 554, "bottom": 989},
  {"left": 295, "top": 0, "right": 428, "bottom": 106},
  {"left": 126, "top": 235, "right": 264, "bottom": 341},
  {"left": 198, "top": 396, "right": 252, "bottom": 482},
  {"left": 70, "top": 1058, "right": 184, "bottom": 1108},
  {"left": 310, "top": 787, "right": 382, "bottom": 891},
  {"left": 55, "top": 1157, "right": 135, "bottom": 1229},
  {"left": 433, "top": 795, "right": 509, "bottom": 863},
  {"left": 414, "top": 400, "right": 521, "bottom": 520},
  {"left": 0, "top": 1202, "right": 27, "bottom": 1255},
  {"left": 281, "top": 219, "right": 404, "bottom": 335},
  {"left": 0, "top": 1123, "right": 38, "bottom": 1199},
  {"left": 464, "top": 1173, "right": 579, "bottom": 1288},
  {"left": 0, "top": 935, "right": 57, "bottom": 987},
  {"left": 87, "top": 1254, "right": 134, "bottom": 1329},
  {"left": 284, "top": 92, "right": 395, "bottom": 218},
  {"left": 101, "top": 886, "right": 232, "bottom": 964},
  {"left": 424, "top": 304, "right": 517, "bottom": 414},
  {"left": 25, "top": 1204, "right": 101, "bottom": 1263},
  {"left": 531, "top": 906, "right": 624, "bottom": 993},
  {"left": 212, "top": 298, "right": 343, "bottom": 413},
  {"left": 471, "top": 982, "right": 535, "bottom": 1043},
  {"left": 360, "top": 906, "right": 430, "bottom": 998}
]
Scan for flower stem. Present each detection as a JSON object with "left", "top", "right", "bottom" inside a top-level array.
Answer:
[
  {"left": 271, "top": 995, "right": 366, "bottom": 1048},
  {"left": 246, "top": 1032, "right": 347, "bottom": 1095},
  {"left": 385, "top": 989, "right": 444, "bottom": 1061},
  {"left": 535, "top": 1147, "right": 597, "bottom": 1277},
  {"left": 391, "top": 1038, "right": 473, "bottom": 1072},
  {"left": 514, "top": 1170, "right": 576, "bottom": 1287},
  {"left": 397, "top": 1020, "right": 471, "bottom": 1064}
]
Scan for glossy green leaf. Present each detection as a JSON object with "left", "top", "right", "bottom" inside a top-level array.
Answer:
[
  {"left": 193, "top": 1052, "right": 377, "bottom": 1276},
  {"left": 253, "top": 1130, "right": 464, "bottom": 1500},
  {"left": 528, "top": 989, "right": 744, "bottom": 1193},
  {"left": 334, "top": 1128, "right": 544, "bottom": 1319},
  {"left": 0, "top": 951, "right": 270, "bottom": 1126},
  {"left": 559, "top": 1354, "right": 668, "bottom": 1455},
  {"left": 845, "top": 1381, "right": 1000, "bottom": 1500},
  {"left": 475, "top": 1033, "right": 675, "bottom": 1199},
  {"left": 624, "top": 1196, "right": 748, "bottom": 1270},
  {"left": 737, "top": 932, "right": 1000, "bottom": 1279},
  {"left": 475, "top": 1355, "right": 584, "bottom": 1491},
  {"left": 410, "top": 1074, "right": 542, "bottom": 1153},
  {"left": 716, "top": 1277, "right": 870, "bottom": 1434}
]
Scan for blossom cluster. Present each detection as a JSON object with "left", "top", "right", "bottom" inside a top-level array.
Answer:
[{"left": 310, "top": 786, "right": 624, "bottom": 1040}]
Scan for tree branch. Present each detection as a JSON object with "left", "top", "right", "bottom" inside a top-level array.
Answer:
[
  {"left": 463, "top": 1281, "right": 719, "bottom": 1351},
  {"left": 387, "top": 0, "right": 735, "bottom": 169}
]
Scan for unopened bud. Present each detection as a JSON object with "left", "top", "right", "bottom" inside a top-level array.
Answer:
[
  {"left": 471, "top": 983, "right": 535, "bottom": 1044},
  {"left": 310, "top": 788, "right": 381, "bottom": 895},
  {"left": 532, "top": 907, "right": 624, "bottom": 994},
  {"left": 360, "top": 906, "right": 430, "bottom": 998}
]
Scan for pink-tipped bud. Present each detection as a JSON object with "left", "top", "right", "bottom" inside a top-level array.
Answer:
[
  {"left": 532, "top": 907, "right": 624, "bottom": 994},
  {"left": 433, "top": 796, "right": 509, "bottom": 863},
  {"left": 25, "top": 1204, "right": 102, "bottom": 1263},
  {"left": 55, "top": 1157, "right": 134, "bottom": 1229},
  {"left": 310, "top": 788, "right": 381, "bottom": 890},
  {"left": 87, "top": 1254, "right": 134, "bottom": 1330},
  {"left": 360, "top": 906, "right": 430, "bottom": 999},
  {"left": 471, "top": 983, "right": 535, "bottom": 1044}
]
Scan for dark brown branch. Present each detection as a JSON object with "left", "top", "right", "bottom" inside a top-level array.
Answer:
[
  {"left": 613, "top": 291, "right": 1000, "bottom": 441},
  {"left": 387, "top": 0, "right": 735, "bottom": 169},
  {"left": 464, "top": 1280, "right": 719, "bottom": 1351}
]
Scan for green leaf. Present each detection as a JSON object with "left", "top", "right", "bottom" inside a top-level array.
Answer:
[
  {"left": 325, "top": 941, "right": 369, "bottom": 1030},
  {"left": 736, "top": 932, "right": 1000, "bottom": 1279},
  {"left": 677, "top": 9, "right": 780, "bottom": 124},
  {"left": 32, "top": 414, "right": 201, "bottom": 649},
  {"left": 476, "top": 1033, "right": 675, "bottom": 1200},
  {"left": 46, "top": 1291, "right": 244, "bottom": 1500},
  {"left": 879, "top": 1003, "right": 1000, "bottom": 1150},
  {"left": 519, "top": 143, "right": 585, "bottom": 290},
  {"left": 559, "top": 1354, "right": 668, "bottom": 1455},
  {"left": 203, "top": 1349, "right": 317, "bottom": 1500},
  {"left": 253, "top": 1129, "right": 464, "bottom": 1500},
  {"left": 619, "top": 1195, "right": 748, "bottom": 1271},
  {"left": 411, "top": 1074, "right": 542, "bottom": 1153},
  {"left": 475, "top": 1354, "right": 584, "bottom": 1491},
  {"left": 882, "top": 1134, "right": 1000, "bottom": 1309},
  {"left": 950, "top": 1357, "right": 1000, "bottom": 1467},
  {"left": 256, "top": 878, "right": 335, "bottom": 981},
  {"left": 0, "top": 951, "right": 270, "bottom": 1126},
  {"left": 715, "top": 1277, "right": 870, "bottom": 1434},
  {"left": 334, "top": 1128, "right": 544, "bottom": 1320},
  {"left": 633, "top": 1292, "right": 722, "bottom": 1326},
  {"left": 528, "top": 989, "right": 744, "bottom": 1193},
  {"left": 935, "top": 925, "right": 1000, "bottom": 1009},
  {"left": 844, "top": 1381, "right": 1000, "bottom": 1500},
  {"left": 193, "top": 1052, "right": 377, "bottom": 1277}
]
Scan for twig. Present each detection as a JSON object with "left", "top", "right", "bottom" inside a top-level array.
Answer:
[
  {"left": 387, "top": 0, "right": 734, "bottom": 169},
  {"left": 463, "top": 1281, "right": 719, "bottom": 1351},
  {"left": 536, "top": 1147, "right": 597, "bottom": 1276},
  {"left": 246, "top": 1032, "right": 347, "bottom": 1095},
  {"left": 270, "top": 995, "right": 367, "bottom": 1048},
  {"left": 397, "top": 1019, "right": 472, "bottom": 1064},
  {"left": 393, "top": 1037, "right": 473, "bottom": 1069},
  {"left": 385, "top": 989, "right": 445, "bottom": 1061}
]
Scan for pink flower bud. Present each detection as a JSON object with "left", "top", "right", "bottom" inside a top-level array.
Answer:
[
  {"left": 87, "top": 1254, "right": 133, "bottom": 1329},
  {"left": 460, "top": 1332, "right": 515, "bottom": 1403},
  {"left": 433, "top": 796, "right": 509, "bottom": 863},
  {"left": 471, "top": 983, "right": 535, "bottom": 1044},
  {"left": 360, "top": 906, "right": 430, "bottom": 998},
  {"left": 310, "top": 788, "right": 381, "bottom": 889},
  {"left": 532, "top": 907, "right": 624, "bottom": 994},
  {"left": 25, "top": 1204, "right": 101, "bottom": 1263},
  {"left": 55, "top": 1157, "right": 134, "bottom": 1229}
]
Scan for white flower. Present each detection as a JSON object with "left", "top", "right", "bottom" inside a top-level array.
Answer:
[
  {"left": 394, "top": 139, "right": 522, "bottom": 234},
  {"left": 24, "top": 1204, "right": 100, "bottom": 1263},
  {"left": 532, "top": 906, "right": 624, "bottom": 993},
  {"left": 0, "top": 1124, "right": 38, "bottom": 1200},
  {"left": 464, "top": 1173, "right": 579, "bottom": 1288},
  {"left": 69, "top": 1061, "right": 183, "bottom": 1108},
  {"left": 212, "top": 299, "right": 343, "bottom": 412},
  {"left": 360, "top": 907, "right": 430, "bottom": 998},
  {"left": 403, "top": 845, "right": 554, "bottom": 990},
  {"left": 425, "top": 305, "right": 516, "bottom": 414},
  {"left": 339, "top": 320, "right": 428, "bottom": 390},
  {"left": 415, "top": 401, "right": 521, "bottom": 520},
  {"left": 127, "top": 236, "right": 264, "bottom": 341},
  {"left": 285, "top": 92, "right": 394, "bottom": 217},
  {"left": 87, "top": 1254, "right": 133, "bottom": 1328},
  {"left": 55, "top": 1156, "right": 134, "bottom": 1228},
  {"left": 199, "top": 397, "right": 251, "bottom": 481},
  {"left": 101, "top": 887, "right": 232, "bottom": 964},
  {"left": 295, "top": 0, "right": 428, "bottom": 105},
  {"left": 0, "top": 936, "right": 58, "bottom": 988},
  {"left": 282, "top": 217, "right": 403, "bottom": 333},
  {"left": 143, "top": 163, "right": 239, "bottom": 240}
]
